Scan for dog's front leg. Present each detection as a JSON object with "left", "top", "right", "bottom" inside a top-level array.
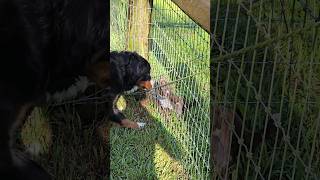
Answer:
[{"left": 109, "top": 95, "right": 145, "bottom": 129}]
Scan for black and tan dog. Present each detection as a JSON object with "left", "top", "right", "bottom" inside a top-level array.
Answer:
[
  {"left": 0, "top": 0, "right": 151, "bottom": 179},
  {"left": 86, "top": 51, "right": 152, "bottom": 129}
]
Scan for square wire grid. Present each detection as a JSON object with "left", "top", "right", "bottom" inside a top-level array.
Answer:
[{"left": 212, "top": 0, "right": 320, "bottom": 179}]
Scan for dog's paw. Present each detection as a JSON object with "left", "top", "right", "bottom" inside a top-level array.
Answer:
[
  {"left": 137, "top": 122, "right": 146, "bottom": 129},
  {"left": 120, "top": 119, "right": 146, "bottom": 129}
]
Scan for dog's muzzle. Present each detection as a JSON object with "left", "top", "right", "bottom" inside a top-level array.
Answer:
[{"left": 138, "top": 80, "right": 153, "bottom": 90}]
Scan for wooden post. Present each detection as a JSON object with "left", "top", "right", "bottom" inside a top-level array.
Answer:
[
  {"left": 171, "top": 0, "right": 210, "bottom": 33},
  {"left": 127, "top": 0, "right": 153, "bottom": 59}
]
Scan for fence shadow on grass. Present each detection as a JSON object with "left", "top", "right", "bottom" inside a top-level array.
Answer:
[{"left": 110, "top": 95, "right": 187, "bottom": 179}]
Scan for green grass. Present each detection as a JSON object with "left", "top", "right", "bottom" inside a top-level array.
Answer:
[{"left": 110, "top": 97, "right": 188, "bottom": 179}]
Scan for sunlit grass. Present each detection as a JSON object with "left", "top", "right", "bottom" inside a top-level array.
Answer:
[
  {"left": 110, "top": 96, "right": 189, "bottom": 179},
  {"left": 154, "top": 143, "right": 187, "bottom": 180}
]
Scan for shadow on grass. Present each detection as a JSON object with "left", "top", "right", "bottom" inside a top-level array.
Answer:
[{"left": 110, "top": 95, "right": 188, "bottom": 179}]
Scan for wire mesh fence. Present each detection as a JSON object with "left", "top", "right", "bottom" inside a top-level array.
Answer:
[
  {"left": 111, "top": 0, "right": 210, "bottom": 179},
  {"left": 212, "top": 0, "right": 320, "bottom": 179}
]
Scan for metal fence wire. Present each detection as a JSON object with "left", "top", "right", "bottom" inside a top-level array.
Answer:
[
  {"left": 111, "top": 0, "right": 210, "bottom": 179},
  {"left": 212, "top": 0, "right": 320, "bottom": 179}
]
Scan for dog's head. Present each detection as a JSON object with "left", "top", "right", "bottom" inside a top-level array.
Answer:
[
  {"left": 110, "top": 51, "right": 152, "bottom": 92},
  {"left": 87, "top": 51, "right": 152, "bottom": 92}
]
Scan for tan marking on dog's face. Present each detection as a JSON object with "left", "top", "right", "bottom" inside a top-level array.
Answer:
[{"left": 138, "top": 80, "right": 152, "bottom": 90}]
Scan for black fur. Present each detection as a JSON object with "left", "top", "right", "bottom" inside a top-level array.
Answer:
[
  {"left": 107, "top": 51, "right": 151, "bottom": 124},
  {"left": 0, "top": 0, "right": 108, "bottom": 179},
  {"left": 73, "top": 51, "right": 151, "bottom": 127}
]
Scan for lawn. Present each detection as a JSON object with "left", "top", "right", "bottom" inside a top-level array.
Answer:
[{"left": 110, "top": 96, "right": 188, "bottom": 179}]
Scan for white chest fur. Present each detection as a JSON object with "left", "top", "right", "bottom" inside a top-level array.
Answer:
[{"left": 46, "top": 76, "right": 95, "bottom": 103}]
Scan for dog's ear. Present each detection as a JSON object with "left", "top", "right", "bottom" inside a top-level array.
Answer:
[{"left": 110, "top": 60, "right": 125, "bottom": 91}]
